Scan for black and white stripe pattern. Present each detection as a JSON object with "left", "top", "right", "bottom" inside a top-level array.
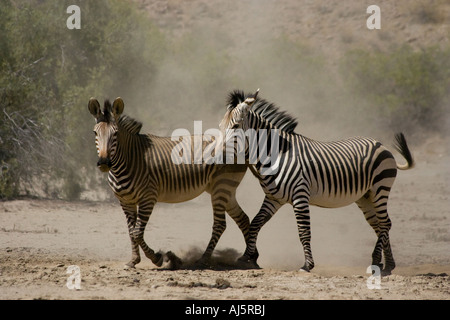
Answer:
[
  {"left": 88, "top": 97, "right": 250, "bottom": 268},
  {"left": 221, "top": 90, "right": 414, "bottom": 274}
]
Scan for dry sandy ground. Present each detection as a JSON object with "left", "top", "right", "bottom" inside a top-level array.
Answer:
[{"left": 0, "top": 136, "right": 449, "bottom": 300}]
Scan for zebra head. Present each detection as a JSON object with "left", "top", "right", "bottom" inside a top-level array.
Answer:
[
  {"left": 88, "top": 97, "right": 124, "bottom": 172},
  {"left": 220, "top": 89, "right": 258, "bottom": 140}
]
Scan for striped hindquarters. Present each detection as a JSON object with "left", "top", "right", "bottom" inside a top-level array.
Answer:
[{"left": 292, "top": 135, "right": 397, "bottom": 207}]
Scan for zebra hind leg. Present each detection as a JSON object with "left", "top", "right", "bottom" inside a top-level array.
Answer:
[{"left": 356, "top": 192, "right": 395, "bottom": 276}]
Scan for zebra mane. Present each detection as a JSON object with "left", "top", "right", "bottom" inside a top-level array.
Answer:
[
  {"left": 103, "top": 100, "right": 112, "bottom": 121},
  {"left": 226, "top": 90, "right": 298, "bottom": 134},
  {"left": 117, "top": 115, "right": 143, "bottom": 135},
  {"left": 102, "top": 100, "right": 143, "bottom": 135}
]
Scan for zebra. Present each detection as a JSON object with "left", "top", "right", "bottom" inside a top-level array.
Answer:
[
  {"left": 219, "top": 90, "right": 414, "bottom": 275},
  {"left": 88, "top": 97, "right": 250, "bottom": 269}
]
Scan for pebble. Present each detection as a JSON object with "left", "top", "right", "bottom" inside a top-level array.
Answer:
[{"left": 215, "top": 278, "right": 231, "bottom": 289}]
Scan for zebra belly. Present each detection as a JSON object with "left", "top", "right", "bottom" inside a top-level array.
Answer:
[
  {"left": 309, "top": 190, "right": 366, "bottom": 208},
  {"left": 157, "top": 185, "right": 208, "bottom": 203}
]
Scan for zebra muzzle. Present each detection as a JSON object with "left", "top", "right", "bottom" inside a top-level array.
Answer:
[{"left": 97, "top": 157, "right": 111, "bottom": 172}]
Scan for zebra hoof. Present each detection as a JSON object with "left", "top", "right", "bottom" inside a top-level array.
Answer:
[
  {"left": 153, "top": 252, "right": 164, "bottom": 267},
  {"left": 381, "top": 262, "right": 395, "bottom": 277},
  {"left": 236, "top": 256, "right": 260, "bottom": 269},
  {"left": 300, "top": 262, "right": 314, "bottom": 272},
  {"left": 166, "top": 251, "right": 183, "bottom": 270},
  {"left": 193, "top": 257, "right": 212, "bottom": 270},
  {"left": 381, "top": 269, "right": 392, "bottom": 277},
  {"left": 381, "top": 266, "right": 395, "bottom": 277},
  {"left": 124, "top": 260, "right": 138, "bottom": 269}
]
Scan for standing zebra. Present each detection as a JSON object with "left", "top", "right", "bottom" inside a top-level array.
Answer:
[
  {"left": 88, "top": 97, "right": 250, "bottom": 269},
  {"left": 219, "top": 90, "right": 414, "bottom": 275}
]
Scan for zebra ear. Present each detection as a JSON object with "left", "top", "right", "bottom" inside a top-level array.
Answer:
[
  {"left": 88, "top": 98, "right": 101, "bottom": 119},
  {"left": 240, "top": 88, "right": 259, "bottom": 114},
  {"left": 112, "top": 97, "right": 124, "bottom": 118},
  {"left": 240, "top": 97, "right": 255, "bottom": 116},
  {"left": 252, "top": 88, "right": 260, "bottom": 100}
]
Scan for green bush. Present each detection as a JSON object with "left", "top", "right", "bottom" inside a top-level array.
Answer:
[
  {"left": 342, "top": 45, "right": 450, "bottom": 132},
  {"left": 410, "top": 0, "right": 447, "bottom": 25},
  {"left": 0, "top": 0, "right": 165, "bottom": 199}
]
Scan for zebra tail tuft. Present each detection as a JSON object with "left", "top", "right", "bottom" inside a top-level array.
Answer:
[{"left": 393, "top": 132, "right": 414, "bottom": 170}]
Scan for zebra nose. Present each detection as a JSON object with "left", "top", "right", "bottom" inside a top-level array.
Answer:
[{"left": 97, "top": 157, "right": 111, "bottom": 172}]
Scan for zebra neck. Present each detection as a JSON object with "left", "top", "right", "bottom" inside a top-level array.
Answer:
[
  {"left": 109, "top": 130, "right": 149, "bottom": 175},
  {"left": 246, "top": 112, "right": 289, "bottom": 175}
]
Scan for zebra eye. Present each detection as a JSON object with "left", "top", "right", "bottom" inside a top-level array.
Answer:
[{"left": 231, "top": 124, "right": 239, "bottom": 129}]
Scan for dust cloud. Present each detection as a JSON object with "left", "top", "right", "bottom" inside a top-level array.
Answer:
[
  {"left": 161, "top": 246, "right": 242, "bottom": 270},
  {"left": 94, "top": 0, "right": 449, "bottom": 270},
  {"left": 125, "top": 1, "right": 356, "bottom": 139}
]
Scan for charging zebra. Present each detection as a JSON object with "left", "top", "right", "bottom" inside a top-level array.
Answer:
[
  {"left": 88, "top": 97, "right": 250, "bottom": 269},
  {"left": 219, "top": 90, "right": 414, "bottom": 275}
]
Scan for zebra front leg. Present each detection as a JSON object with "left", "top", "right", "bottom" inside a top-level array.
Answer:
[
  {"left": 130, "top": 198, "right": 164, "bottom": 267},
  {"left": 238, "top": 196, "right": 283, "bottom": 269},
  {"left": 293, "top": 194, "right": 314, "bottom": 272},
  {"left": 120, "top": 202, "right": 141, "bottom": 269}
]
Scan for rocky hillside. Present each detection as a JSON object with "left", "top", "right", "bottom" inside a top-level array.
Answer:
[{"left": 134, "top": 0, "right": 450, "bottom": 62}]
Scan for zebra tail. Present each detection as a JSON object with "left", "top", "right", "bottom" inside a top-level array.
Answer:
[{"left": 393, "top": 132, "right": 414, "bottom": 170}]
